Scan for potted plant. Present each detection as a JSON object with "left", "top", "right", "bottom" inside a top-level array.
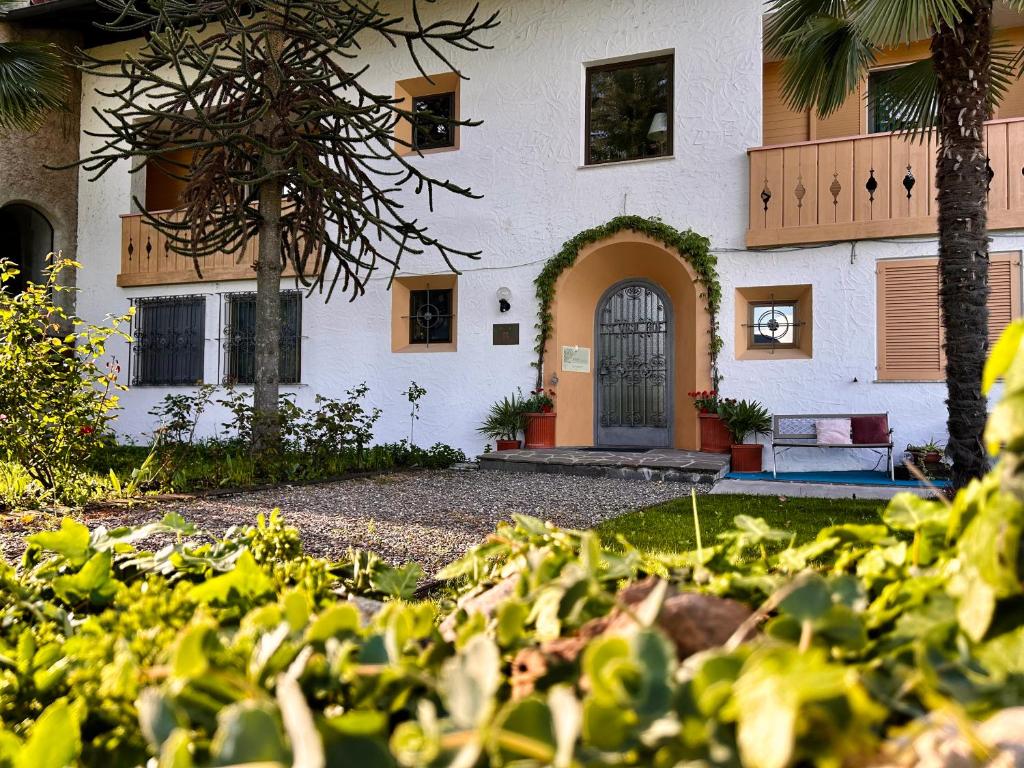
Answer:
[
  {"left": 689, "top": 390, "right": 730, "bottom": 453},
  {"left": 477, "top": 393, "right": 527, "bottom": 450},
  {"left": 523, "top": 388, "right": 556, "bottom": 449},
  {"left": 719, "top": 398, "right": 772, "bottom": 472},
  {"left": 905, "top": 439, "right": 947, "bottom": 479}
]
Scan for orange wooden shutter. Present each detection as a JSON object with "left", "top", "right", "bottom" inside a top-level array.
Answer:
[
  {"left": 987, "top": 252, "right": 1022, "bottom": 345},
  {"left": 876, "top": 258, "right": 943, "bottom": 381},
  {"left": 877, "top": 253, "right": 1021, "bottom": 381}
]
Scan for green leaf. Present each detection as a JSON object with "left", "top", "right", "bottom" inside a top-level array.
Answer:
[
  {"left": 210, "top": 701, "right": 289, "bottom": 766},
  {"left": 369, "top": 562, "right": 423, "bottom": 601},
  {"left": 51, "top": 550, "right": 117, "bottom": 604},
  {"left": 27, "top": 518, "right": 90, "bottom": 566},
  {"left": 15, "top": 699, "right": 80, "bottom": 768},
  {"left": 137, "top": 688, "right": 186, "bottom": 752},
  {"left": 187, "top": 550, "right": 275, "bottom": 604},
  {"left": 983, "top": 318, "right": 1024, "bottom": 393},
  {"left": 439, "top": 633, "right": 501, "bottom": 730},
  {"left": 489, "top": 697, "right": 556, "bottom": 765},
  {"left": 306, "top": 604, "right": 361, "bottom": 642},
  {"left": 779, "top": 575, "right": 832, "bottom": 621}
]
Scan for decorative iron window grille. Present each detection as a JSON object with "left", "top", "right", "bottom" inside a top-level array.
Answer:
[
  {"left": 407, "top": 286, "right": 454, "bottom": 345},
  {"left": 131, "top": 295, "right": 206, "bottom": 386},
  {"left": 412, "top": 92, "right": 456, "bottom": 151},
  {"left": 745, "top": 296, "right": 803, "bottom": 352},
  {"left": 223, "top": 291, "right": 302, "bottom": 385}
]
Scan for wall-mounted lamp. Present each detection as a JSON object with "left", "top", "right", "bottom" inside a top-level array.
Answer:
[{"left": 497, "top": 287, "right": 512, "bottom": 313}]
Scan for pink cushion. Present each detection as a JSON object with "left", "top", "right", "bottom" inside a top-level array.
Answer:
[
  {"left": 851, "top": 415, "right": 889, "bottom": 444},
  {"left": 815, "top": 418, "right": 852, "bottom": 445}
]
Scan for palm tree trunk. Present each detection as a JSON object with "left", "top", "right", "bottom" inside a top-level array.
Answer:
[{"left": 932, "top": 0, "right": 993, "bottom": 488}]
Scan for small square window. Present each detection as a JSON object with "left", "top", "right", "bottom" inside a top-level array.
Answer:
[
  {"left": 749, "top": 301, "right": 800, "bottom": 349},
  {"left": 132, "top": 295, "right": 205, "bottom": 386},
  {"left": 223, "top": 291, "right": 302, "bottom": 385},
  {"left": 412, "top": 92, "right": 456, "bottom": 151},
  {"left": 585, "top": 54, "right": 673, "bottom": 165},
  {"left": 409, "top": 287, "right": 453, "bottom": 345}
]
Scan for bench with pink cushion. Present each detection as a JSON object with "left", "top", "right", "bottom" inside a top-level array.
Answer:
[{"left": 770, "top": 413, "right": 894, "bottom": 480}]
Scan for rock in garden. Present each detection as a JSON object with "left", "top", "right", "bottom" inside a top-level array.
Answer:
[{"left": 438, "top": 574, "right": 520, "bottom": 641}]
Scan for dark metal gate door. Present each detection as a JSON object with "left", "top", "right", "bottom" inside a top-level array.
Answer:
[{"left": 595, "top": 281, "right": 672, "bottom": 447}]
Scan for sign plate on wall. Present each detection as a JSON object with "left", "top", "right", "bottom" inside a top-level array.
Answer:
[
  {"left": 561, "top": 345, "right": 591, "bottom": 373},
  {"left": 492, "top": 323, "right": 520, "bottom": 345}
]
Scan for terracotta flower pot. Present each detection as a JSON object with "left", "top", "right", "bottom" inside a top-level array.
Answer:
[
  {"left": 699, "top": 413, "right": 731, "bottom": 454},
  {"left": 495, "top": 439, "right": 521, "bottom": 451},
  {"left": 730, "top": 443, "right": 763, "bottom": 472},
  {"left": 524, "top": 412, "right": 556, "bottom": 449}
]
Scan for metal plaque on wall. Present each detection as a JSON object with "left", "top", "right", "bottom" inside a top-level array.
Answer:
[{"left": 492, "top": 323, "right": 520, "bottom": 345}]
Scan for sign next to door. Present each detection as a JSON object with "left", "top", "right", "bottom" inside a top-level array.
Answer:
[{"left": 561, "top": 345, "right": 591, "bottom": 373}]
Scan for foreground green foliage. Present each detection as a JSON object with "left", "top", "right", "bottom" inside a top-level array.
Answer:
[{"left": 2, "top": 325, "right": 1024, "bottom": 766}]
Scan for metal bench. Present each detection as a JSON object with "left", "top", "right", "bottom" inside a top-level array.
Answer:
[{"left": 770, "top": 413, "right": 894, "bottom": 480}]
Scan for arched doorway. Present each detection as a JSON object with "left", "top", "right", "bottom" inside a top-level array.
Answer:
[
  {"left": 595, "top": 279, "right": 673, "bottom": 447},
  {"left": 0, "top": 204, "right": 53, "bottom": 293}
]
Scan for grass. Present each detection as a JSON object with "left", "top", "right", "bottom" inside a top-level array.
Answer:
[{"left": 597, "top": 493, "right": 887, "bottom": 557}]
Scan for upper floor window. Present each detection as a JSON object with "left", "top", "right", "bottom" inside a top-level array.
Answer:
[
  {"left": 868, "top": 66, "right": 933, "bottom": 134},
  {"left": 132, "top": 295, "right": 205, "bottom": 386},
  {"left": 412, "top": 92, "right": 456, "bottom": 151},
  {"left": 224, "top": 291, "right": 302, "bottom": 385},
  {"left": 585, "top": 53, "right": 673, "bottom": 165}
]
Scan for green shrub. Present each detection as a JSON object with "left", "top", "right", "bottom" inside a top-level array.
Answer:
[{"left": 0, "top": 256, "right": 131, "bottom": 505}]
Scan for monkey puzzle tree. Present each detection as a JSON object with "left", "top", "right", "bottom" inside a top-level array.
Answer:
[
  {"left": 79, "top": 0, "right": 498, "bottom": 452},
  {"left": 766, "top": 0, "right": 1024, "bottom": 488}
]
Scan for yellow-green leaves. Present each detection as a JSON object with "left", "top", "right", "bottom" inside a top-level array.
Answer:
[
  {"left": 14, "top": 699, "right": 81, "bottom": 768},
  {"left": 187, "top": 550, "right": 275, "bottom": 604}
]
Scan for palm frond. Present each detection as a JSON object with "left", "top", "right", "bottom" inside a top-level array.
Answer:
[
  {"left": 765, "top": 0, "right": 852, "bottom": 57},
  {"left": 865, "top": 59, "right": 937, "bottom": 139},
  {"left": 775, "top": 14, "right": 876, "bottom": 117},
  {"left": 0, "top": 41, "right": 70, "bottom": 132},
  {"left": 850, "top": 0, "right": 971, "bottom": 47}
]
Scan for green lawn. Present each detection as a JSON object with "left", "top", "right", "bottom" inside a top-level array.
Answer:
[{"left": 597, "top": 493, "right": 887, "bottom": 556}]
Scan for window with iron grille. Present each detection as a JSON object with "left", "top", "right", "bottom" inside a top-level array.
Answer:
[
  {"left": 132, "top": 295, "right": 206, "bottom": 386},
  {"left": 224, "top": 291, "right": 302, "bottom": 384},
  {"left": 408, "top": 287, "right": 453, "bottom": 345},
  {"left": 411, "top": 92, "right": 456, "bottom": 151}
]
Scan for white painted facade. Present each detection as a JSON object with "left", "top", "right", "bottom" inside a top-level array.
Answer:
[{"left": 63, "top": 0, "right": 1021, "bottom": 468}]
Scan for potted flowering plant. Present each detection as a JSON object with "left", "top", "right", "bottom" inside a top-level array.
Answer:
[
  {"left": 688, "top": 389, "right": 730, "bottom": 453},
  {"left": 477, "top": 393, "right": 527, "bottom": 450},
  {"left": 719, "top": 398, "right": 772, "bottom": 472},
  {"left": 523, "top": 388, "right": 556, "bottom": 448}
]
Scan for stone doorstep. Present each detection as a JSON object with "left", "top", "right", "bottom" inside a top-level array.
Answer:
[{"left": 477, "top": 448, "right": 730, "bottom": 484}]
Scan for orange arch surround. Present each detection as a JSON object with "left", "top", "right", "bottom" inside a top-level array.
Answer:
[{"left": 541, "top": 231, "right": 713, "bottom": 450}]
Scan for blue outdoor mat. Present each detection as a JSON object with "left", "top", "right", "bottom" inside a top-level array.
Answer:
[{"left": 725, "top": 470, "right": 950, "bottom": 489}]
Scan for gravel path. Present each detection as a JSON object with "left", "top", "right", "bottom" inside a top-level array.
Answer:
[{"left": 2, "top": 469, "right": 704, "bottom": 575}]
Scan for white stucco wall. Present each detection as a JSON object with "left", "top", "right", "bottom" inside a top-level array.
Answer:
[{"left": 69, "top": 0, "right": 1020, "bottom": 470}]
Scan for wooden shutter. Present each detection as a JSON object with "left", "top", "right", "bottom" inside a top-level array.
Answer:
[
  {"left": 877, "top": 258, "right": 943, "bottom": 381},
  {"left": 988, "top": 252, "right": 1022, "bottom": 345},
  {"left": 877, "top": 253, "right": 1022, "bottom": 381}
]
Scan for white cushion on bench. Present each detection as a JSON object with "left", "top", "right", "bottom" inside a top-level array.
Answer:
[{"left": 815, "top": 418, "right": 852, "bottom": 445}]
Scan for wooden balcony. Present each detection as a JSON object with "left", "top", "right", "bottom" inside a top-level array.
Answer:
[
  {"left": 747, "top": 117, "right": 1024, "bottom": 248},
  {"left": 118, "top": 210, "right": 261, "bottom": 287}
]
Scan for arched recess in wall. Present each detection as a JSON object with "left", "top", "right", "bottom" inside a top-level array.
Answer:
[
  {"left": 533, "top": 216, "right": 721, "bottom": 450},
  {"left": 0, "top": 204, "right": 54, "bottom": 294}
]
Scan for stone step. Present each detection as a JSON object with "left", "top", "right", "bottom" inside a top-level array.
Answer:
[{"left": 477, "top": 448, "right": 730, "bottom": 484}]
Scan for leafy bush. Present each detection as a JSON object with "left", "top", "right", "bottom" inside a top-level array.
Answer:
[
  {"left": 719, "top": 398, "right": 772, "bottom": 444},
  {"left": 4, "top": 327, "right": 1024, "bottom": 767},
  {"left": 0, "top": 256, "right": 131, "bottom": 505},
  {"left": 478, "top": 393, "right": 527, "bottom": 442}
]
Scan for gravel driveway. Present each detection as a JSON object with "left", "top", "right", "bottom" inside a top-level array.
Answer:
[{"left": 3, "top": 469, "right": 702, "bottom": 575}]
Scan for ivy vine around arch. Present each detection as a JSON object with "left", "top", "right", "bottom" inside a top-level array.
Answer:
[{"left": 532, "top": 215, "right": 722, "bottom": 388}]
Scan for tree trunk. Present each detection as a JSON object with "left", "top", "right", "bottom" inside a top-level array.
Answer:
[
  {"left": 932, "top": 0, "right": 993, "bottom": 489},
  {"left": 252, "top": 176, "right": 284, "bottom": 454}
]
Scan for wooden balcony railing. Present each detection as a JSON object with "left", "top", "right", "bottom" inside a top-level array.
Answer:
[
  {"left": 118, "top": 210, "right": 261, "bottom": 287},
  {"left": 747, "top": 117, "right": 1024, "bottom": 248}
]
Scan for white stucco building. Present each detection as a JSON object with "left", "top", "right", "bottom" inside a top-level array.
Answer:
[{"left": 4, "top": 0, "right": 1024, "bottom": 470}]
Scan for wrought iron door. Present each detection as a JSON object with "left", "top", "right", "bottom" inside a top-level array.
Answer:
[{"left": 595, "top": 281, "right": 672, "bottom": 447}]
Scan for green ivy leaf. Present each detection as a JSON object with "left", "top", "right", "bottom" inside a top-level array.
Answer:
[
  {"left": 26, "top": 518, "right": 90, "bottom": 566},
  {"left": 51, "top": 550, "right": 117, "bottom": 604},
  {"left": 188, "top": 550, "right": 275, "bottom": 604},
  {"left": 439, "top": 634, "right": 501, "bottom": 730},
  {"left": 210, "top": 701, "right": 289, "bottom": 766},
  {"left": 369, "top": 562, "right": 423, "bottom": 601}
]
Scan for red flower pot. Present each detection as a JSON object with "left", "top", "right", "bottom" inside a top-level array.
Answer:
[
  {"left": 730, "top": 443, "right": 763, "bottom": 473},
  {"left": 524, "top": 412, "right": 556, "bottom": 449},
  {"left": 496, "top": 439, "right": 521, "bottom": 451},
  {"left": 699, "top": 413, "right": 731, "bottom": 454}
]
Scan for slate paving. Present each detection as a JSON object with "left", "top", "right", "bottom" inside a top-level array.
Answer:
[{"left": 478, "top": 447, "right": 730, "bottom": 484}]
